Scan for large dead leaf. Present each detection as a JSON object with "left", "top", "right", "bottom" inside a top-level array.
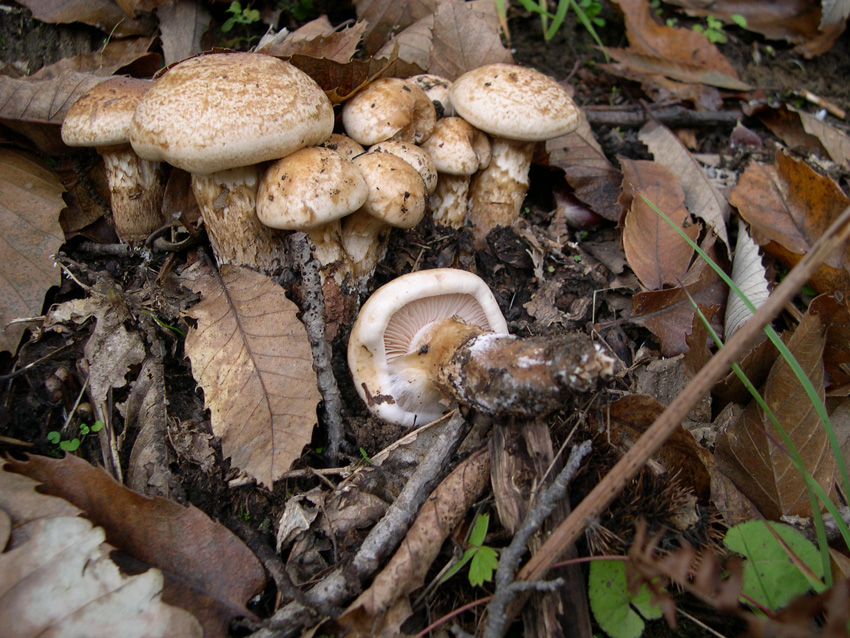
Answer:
[
  {"left": 183, "top": 263, "right": 320, "bottom": 488},
  {"left": 0, "top": 460, "right": 202, "bottom": 638},
  {"left": 761, "top": 105, "right": 850, "bottom": 168},
  {"left": 376, "top": 14, "right": 434, "bottom": 70},
  {"left": 15, "top": 0, "right": 153, "bottom": 36},
  {"left": 639, "top": 120, "right": 730, "bottom": 247},
  {"left": 602, "top": 48, "right": 751, "bottom": 92},
  {"left": 5, "top": 454, "right": 265, "bottom": 638},
  {"left": 159, "top": 0, "right": 212, "bottom": 66},
  {"left": 0, "top": 149, "right": 65, "bottom": 355},
  {"left": 355, "top": 0, "right": 439, "bottom": 54},
  {"left": 427, "top": 0, "right": 514, "bottom": 80},
  {"left": 729, "top": 151, "right": 850, "bottom": 296},
  {"left": 620, "top": 158, "right": 700, "bottom": 290},
  {"left": 632, "top": 237, "right": 728, "bottom": 356},
  {"left": 715, "top": 311, "right": 837, "bottom": 519},
  {"left": 809, "top": 293, "right": 850, "bottom": 390},
  {"left": 29, "top": 37, "right": 159, "bottom": 81},
  {"left": 546, "top": 115, "right": 622, "bottom": 222},
  {"left": 260, "top": 17, "right": 367, "bottom": 63}
]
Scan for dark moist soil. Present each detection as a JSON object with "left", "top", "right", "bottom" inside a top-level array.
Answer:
[{"left": 0, "top": 2, "right": 847, "bottom": 637}]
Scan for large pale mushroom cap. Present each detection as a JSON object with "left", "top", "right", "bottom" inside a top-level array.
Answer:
[
  {"left": 62, "top": 77, "right": 152, "bottom": 148},
  {"left": 341, "top": 77, "right": 436, "bottom": 147},
  {"left": 421, "top": 117, "right": 491, "bottom": 176},
  {"left": 130, "top": 53, "right": 334, "bottom": 174},
  {"left": 257, "top": 146, "right": 368, "bottom": 230},
  {"left": 348, "top": 268, "right": 508, "bottom": 427},
  {"left": 351, "top": 152, "right": 427, "bottom": 229},
  {"left": 450, "top": 63, "right": 580, "bottom": 141}
]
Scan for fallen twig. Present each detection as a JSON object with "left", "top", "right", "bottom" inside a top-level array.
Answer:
[
  {"left": 584, "top": 105, "right": 743, "bottom": 128},
  {"left": 502, "top": 204, "right": 850, "bottom": 625}
]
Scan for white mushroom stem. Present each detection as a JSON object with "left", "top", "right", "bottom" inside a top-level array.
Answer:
[
  {"left": 99, "top": 144, "right": 166, "bottom": 243},
  {"left": 466, "top": 138, "right": 535, "bottom": 247},
  {"left": 191, "top": 166, "right": 287, "bottom": 274},
  {"left": 341, "top": 209, "right": 393, "bottom": 281},
  {"left": 304, "top": 222, "right": 348, "bottom": 270},
  {"left": 394, "top": 316, "right": 615, "bottom": 418},
  {"left": 430, "top": 174, "right": 472, "bottom": 228}
]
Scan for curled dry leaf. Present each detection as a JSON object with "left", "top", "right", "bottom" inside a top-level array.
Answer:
[
  {"left": 619, "top": 158, "right": 700, "bottom": 291},
  {"left": 159, "top": 0, "right": 212, "bottom": 67},
  {"left": 261, "top": 17, "right": 367, "bottom": 63},
  {"left": 355, "top": 0, "right": 439, "bottom": 54},
  {"left": 729, "top": 151, "right": 850, "bottom": 297},
  {"left": 375, "top": 14, "right": 433, "bottom": 70},
  {"left": 725, "top": 217, "right": 770, "bottom": 340},
  {"left": 761, "top": 106, "right": 850, "bottom": 169},
  {"left": 809, "top": 293, "right": 850, "bottom": 389},
  {"left": 4, "top": 454, "right": 265, "bottom": 638},
  {"left": 0, "top": 460, "right": 202, "bottom": 638},
  {"left": 339, "top": 446, "right": 491, "bottom": 631},
  {"left": 182, "top": 263, "right": 321, "bottom": 488},
  {"left": 15, "top": 0, "right": 152, "bottom": 36},
  {"left": 715, "top": 311, "right": 837, "bottom": 520},
  {"left": 546, "top": 115, "right": 622, "bottom": 222},
  {"left": 0, "top": 149, "right": 65, "bottom": 355},
  {"left": 638, "top": 121, "right": 729, "bottom": 247}
]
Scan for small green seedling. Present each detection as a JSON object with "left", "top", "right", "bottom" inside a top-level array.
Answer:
[
  {"left": 589, "top": 559, "right": 662, "bottom": 638},
  {"left": 441, "top": 513, "right": 500, "bottom": 587},
  {"left": 222, "top": 1, "right": 261, "bottom": 33},
  {"left": 47, "top": 420, "right": 104, "bottom": 452},
  {"left": 692, "top": 14, "right": 746, "bottom": 44}
]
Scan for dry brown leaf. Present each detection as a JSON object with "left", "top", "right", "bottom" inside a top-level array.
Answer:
[
  {"left": 639, "top": 121, "right": 730, "bottom": 247},
  {"left": 602, "top": 48, "right": 751, "bottom": 92},
  {"left": 339, "top": 446, "right": 490, "bottom": 631},
  {"left": 759, "top": 105, "right": 850, "bottom": 167},
  {"left": 15, "top": 0, "right": 152, "bottom": 37},
  {"left": 428, "top": 0, "right": 514, "bottom": 80},
  {"left": 376, "top": 14, "right": 433, "bottom": 70},
  {"left": 0, "top": 149, "right": 65, "bottom": 355},
  {"left": 715, "top": 311, "right": 837, "bottom": 520},
  {"left": 262, "top": 18, "right": 367, "bottom": 63},
  {"left": 729, "top": 151, "right": 850, "bottom": 296},
  {"left": 632, "top": 238, "right": 728, "bottom": 357},
  {"left": 620, "top": 158, "right": 700, "bottom": 291},
  {"left": 0, "top": 460, "right": 202, "bottom": 638},
  {"left": 789, "top": 106, "right": 850, "bottom": 168},
  {"left": 724, "top": 217, "right": 770, "bottom": 340},
  {"left": 546, "top": 115, "right": 622, "bottom": 222},
  {"left": 663, "top": 0, "right": 846, "bottom": 57},
  {"left": 5, "top": 454, "right": 265, "bottom": 638},
  {"left": 809, "top": 293, "right": 850, "bottom": 391},
  {"left": 29, "top": 37, "right": 159, "bottom": 81},
  {"left": 354, "top": 0, "right": 439, "bottom": 54},
  {"left": 183, "top": 263, "right": 320, "bottom": 488},
  {"left": 159, "top": 0, "right": 212, "bottom": 66}
]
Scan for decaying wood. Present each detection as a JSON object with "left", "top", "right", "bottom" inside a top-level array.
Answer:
[
  {"left": 584, "top": 104, "right": 744, "bottom": 128},
  {"left": 499, "top": 204, "right": 850, "bottom": 630}
]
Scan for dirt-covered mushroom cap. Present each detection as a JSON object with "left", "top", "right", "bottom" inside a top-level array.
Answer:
[
  {"left": 450, "top": 63, "right": 580, "bottom": 142},
  {"left": 350, "top": 152, "right": 426, "bottom": 229},
  {"left": 341, "top": 77, "right": 436, "bottom": 147},
  {"left": 420, "top": 117, "right": 490, "bottom": 176},
  {"left": 407, "top": 73, "right": 453, "bottom": 117},
  {"left": 130, "top": 53, "right": 334, "bottom": 174},
  {"left": 347, "top": 269, "right": 508, "bottom": 427},
  {"left": 257, "top": 147, "right": 368, "bottom": 230},
  {"left": 62, "top": 77, "right": 152, "bottom": 148},
  {"left": 320, "top": 133, "right": 365, "bottom": 162},
  {"left": 368, "top": 140, "right": 438, "bottom": 194}
]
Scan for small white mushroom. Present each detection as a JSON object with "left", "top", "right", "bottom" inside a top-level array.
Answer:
[
  {"left": 341, "top": 77, "right": 436, "bottom": 147},
  {"left": 407, "top": 73, "right": 454, "bottom": 117},
  {"left": 450, "top": 64, "right": 580, "bottom": 247},
  {"left": 367, "top": 140, "right": 438, "bottom": 195}
]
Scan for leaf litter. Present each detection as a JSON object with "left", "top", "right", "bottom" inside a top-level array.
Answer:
[{"left": 1, "top": 0, "right": 850, "bottom": 636}]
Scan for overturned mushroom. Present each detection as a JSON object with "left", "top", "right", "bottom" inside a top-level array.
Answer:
[
  {"left": 61, "top": 77, "right": 166, "bottom": 243},
  {"left": 130, "top": 52, "right": 334, "bottom": 273},
  {"left": 348, "top": 269, "right": 615, "bottom": 427},
  {"left": 450, "top": 63, "right": 580, "bottom": 247}
]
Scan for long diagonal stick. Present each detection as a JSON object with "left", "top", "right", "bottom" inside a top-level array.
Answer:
[{"left": 503, "top": 205, "right": 850, "bottom": 623}]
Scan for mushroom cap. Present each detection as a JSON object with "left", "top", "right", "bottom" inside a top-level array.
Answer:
[
  {"left": 407, "top": 73, "right": 453, "bottom": 117},
  {"left": 348, "top": 268, "right": 508, "bottom": 427},
  {"left": 368, "top": 140, "right": 438, "bottom": 194},
  {"left": 351, "top": 152, "right": 427, "bottom": 229},
  {"left": 130, "top": 53, "right": 334, "bottom": 174},
  {"left": 257, "top": 146, "right": 368, "bottom": 230},
  {"left": 62, "top": 77, "right": 152, "bottom": 148},
  {"left": 320, "top": 133, "right": 365, "bottom": 162},
  {"left": 420, "top": 117, "right": 491, "bottom": 176},
  {"left": 341, "top": 77, "right": 436, "bottom": 147},
  {"left": 450, "top": 63, "right": 580, "bottom": 142}
]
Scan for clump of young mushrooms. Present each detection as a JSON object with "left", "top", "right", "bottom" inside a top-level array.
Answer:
[{"left": 348, "top": 269, "right": 614, "bottom": 427}]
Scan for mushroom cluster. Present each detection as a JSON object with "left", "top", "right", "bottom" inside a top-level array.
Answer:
[
  {"left": 61, "top": 58, "right": 580, "bottom": 283},
  {"left": 348, "top": 269, "right": 614, "bottom": 427}
]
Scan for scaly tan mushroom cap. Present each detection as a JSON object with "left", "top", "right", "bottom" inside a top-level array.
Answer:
[
  {"left": 341, "top": 77, "right": 436, "bottom": 147},
  {"left": 343, "top": 152, "right": 427, "bottom": 285},
  {"left": 320, "top": 133, "right": 365, "bottom": 162},
  {"left": 257, "top": 146, "right": 367, "bottom": 267},
  {"left": 61, "top": 77, "right": 165, "bottom": 243},
  {"left": 131, "top": 53, "right": 334, "bottom": 174},
  {"left": 420, "top": 117, "right": 491, "bottom": 228},
  {"left": 368, "top": 140, "right": 438, "bottom": 195},
  {"left": 407, "top": 73, "right": 454, "bottom": 117},
  {"left": 450, "top": 63, "right": 580, "bottom": 246},
  {"left": 347, "top": 269, "right": 508, "bottom": 427}
]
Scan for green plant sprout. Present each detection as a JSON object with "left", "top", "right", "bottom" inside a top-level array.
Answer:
[
  {"left": 495, "top": 0, "right": 609, "bottom": 57},
  {"left": 280, "top": 0, "right": 316, "bottom": 22},
  {"left": 47, "top": 420, "right": 104, "bottom": 452},
  {"left": 141, "top": 311, "right": 186, "bottom": 337},
  {"left": 222, "top": 1, "right": 261, "bottom": 33},
  {"left": 440, "top": 513, "right": 500, "bottom": 587},
  {"left": 692, "top": 14, "right": 746, "bottom": 44}
]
